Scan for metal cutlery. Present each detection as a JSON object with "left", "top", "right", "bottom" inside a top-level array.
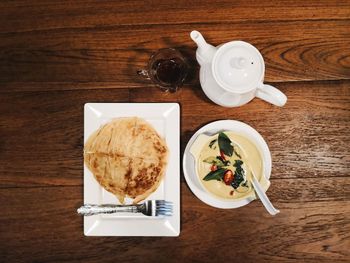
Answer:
[{"left": 77, "top": 200, "right": 173, "bottom": 217}]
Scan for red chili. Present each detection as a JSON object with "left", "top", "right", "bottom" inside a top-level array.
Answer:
[
  {"left": 223, "top": 170, "right": 234, "bottom": 185},
  {"left": 220, "top": 150, "right": 226, "bottom": 161},
  {"left": 211, "top": 164, "right": 217, "bottom": 171}
]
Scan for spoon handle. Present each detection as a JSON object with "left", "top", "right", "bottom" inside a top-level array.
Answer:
[{"left": 250, "top": 171, "right": 280, "bottom": 216}]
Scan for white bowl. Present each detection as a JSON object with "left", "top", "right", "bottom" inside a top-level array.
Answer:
[{"left": 183, "top": 120, "right": 272, "bottom": 209}]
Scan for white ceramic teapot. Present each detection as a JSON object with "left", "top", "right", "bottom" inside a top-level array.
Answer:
[{"left": 190, "top": 30, "right": 287, "bottom": 107}]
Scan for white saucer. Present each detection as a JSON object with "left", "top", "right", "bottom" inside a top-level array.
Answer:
[{"left": 183, "top": 120, "right": 272, "bottom": 209}]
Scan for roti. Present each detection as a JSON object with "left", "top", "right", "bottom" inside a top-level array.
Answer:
[
  {"left": 126, "top": 157, "right": 165, "bottom": 204},
  {"left": 84, "top": 117, "right": 168, "bottom": 204}
]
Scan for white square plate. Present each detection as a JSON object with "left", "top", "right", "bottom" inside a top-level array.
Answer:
[{"left": 84, "top": 103, "right": 180, "bottom": 236}]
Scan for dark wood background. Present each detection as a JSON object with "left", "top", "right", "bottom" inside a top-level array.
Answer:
[{"left": 1, "top": 1, "right": 349, "bottom": 262}]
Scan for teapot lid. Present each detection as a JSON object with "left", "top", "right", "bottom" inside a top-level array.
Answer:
[{"left": 212, "top": 41, "right": 264, "bottom": 93}]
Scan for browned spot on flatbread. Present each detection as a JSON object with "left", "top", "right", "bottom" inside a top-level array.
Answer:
[{"left": 93, "top": 159, "right": 99, "bottom": 169}]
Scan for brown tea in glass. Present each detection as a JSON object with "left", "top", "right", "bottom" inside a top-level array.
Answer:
[{"left": 138, "top": 48, "right": 188, "bottom": 92}]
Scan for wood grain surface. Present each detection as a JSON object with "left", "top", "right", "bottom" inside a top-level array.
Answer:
[
  {"left": 1, "top": 20, "right": 350, "bottom": 91},
  {"left": 0, "top": 186, "right": 349, "bottom": 262},
  {"left": 0, "top": 1, "right": 349, "bottom": 262}
]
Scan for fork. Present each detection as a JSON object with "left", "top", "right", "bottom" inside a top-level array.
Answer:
[{"left": 77, "top": 200, "right": 173, "bottom": 217}]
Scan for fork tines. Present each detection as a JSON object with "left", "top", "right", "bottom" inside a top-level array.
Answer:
[{"left": 154, "top": 200, "right": 173, "bottom": 216}]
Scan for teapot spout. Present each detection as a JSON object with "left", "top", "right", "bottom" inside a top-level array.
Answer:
[{"left": 190, "top": 30, "right": 216, "bottom": 65}]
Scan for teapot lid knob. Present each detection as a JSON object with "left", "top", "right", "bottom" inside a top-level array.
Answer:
[{"left": 229, "top": 57, "right": 247, "bottom": 69}]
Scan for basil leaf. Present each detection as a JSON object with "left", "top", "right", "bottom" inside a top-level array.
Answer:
[
  {"left": 218, "top": 132, "right": 233, "bottom": 157},
  {"left": 217, "top": 156, "right": 230, "bottom": 166},
  {"left": 203, "top": 168, "right": 226, "bottom": 181},
  {"left": 209, "top": 139, "right": 217, "bottom": 148},
  {"left": 218, "top": 132, "right": 242, "bottom": 158},
  {"left": 233, "top": 159, "right": 243, "bottom": 167},
  {"left": 231, "top": 160, "right": 245, "bottom": 189},
  {"left": 203, "top": 156, "right": 225, "bottom": 167},
  {"left": 203, "top": 156, "right": 217, "bottom": 164}
]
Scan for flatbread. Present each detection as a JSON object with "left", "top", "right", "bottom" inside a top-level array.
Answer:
[
  {"left": 84, "top": 117, "right": 168, "bottom": 204},
  {"left": 84, "top": 117, "right": 137, "bottom": 156},
  {"left": 130, "top": 118, "right": 168, "bottom": 160},
  {"left": 126, "top": 157, "right": 165, "bottom": 204}
]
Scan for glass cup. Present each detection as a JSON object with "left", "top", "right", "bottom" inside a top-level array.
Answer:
[{"left": 137, "top": 48, "right": 188, "bottom": 92}]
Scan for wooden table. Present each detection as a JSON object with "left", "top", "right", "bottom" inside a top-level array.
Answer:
[{"left": 1, "top": 1, "right": 349, "bottom": 262}]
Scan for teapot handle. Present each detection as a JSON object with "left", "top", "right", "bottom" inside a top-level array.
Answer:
[{"left": 256, "top": 83, "right": 287, "bottom": 107}]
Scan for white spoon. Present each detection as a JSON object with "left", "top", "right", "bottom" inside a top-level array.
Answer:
[
  {"left": 249, "top": 169, "right": 280, "bottom": 216},
  {"left": 233, "top": 141, "right": 279, "bottom": 216}
]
